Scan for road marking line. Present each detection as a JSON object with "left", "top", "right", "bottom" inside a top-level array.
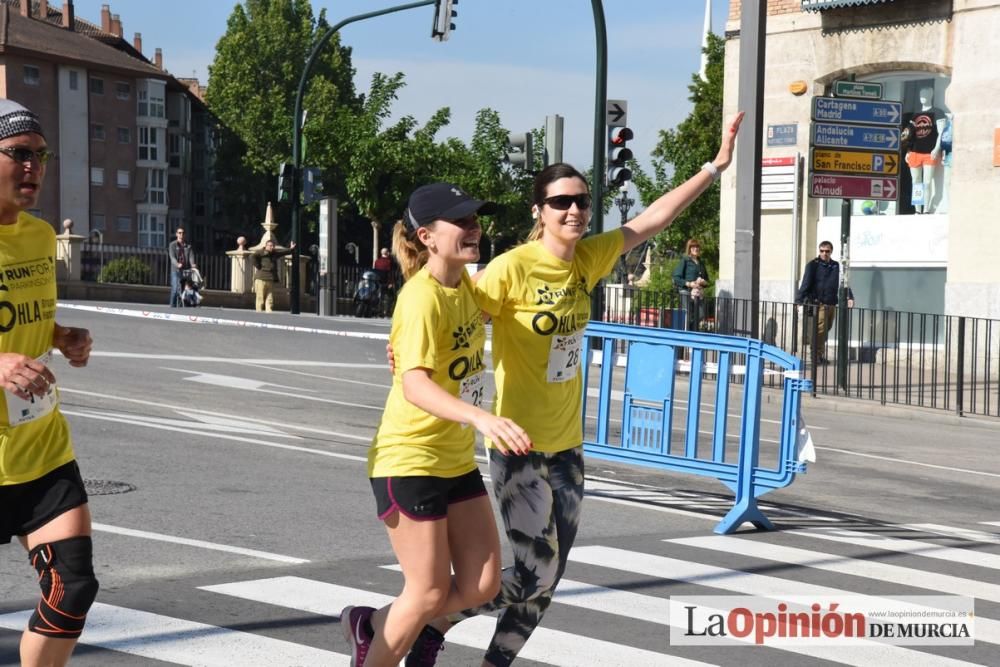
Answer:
[
  {"left": 202, "top": 576, "right": 708, "bottom": 667},
  {"left": 669, "top": 535, "right": 1000, "bottom": 603},
  {"left": 88, "top": 351, "right": 387, "bottom": 367},
  {"left": 60, "top": 408, "right": 369, "bottom": 462},
  {"left": 389, "top": 564, "right": 965, "bottom": 667},
  {"left": 813, "top": 446, "right": 1000, "bottom": 479},
  {"left": 570, "top": 545, "right": 1000, "bottom": 647},
  {"left": 901, "top": 524, "right": 1000, "bottom": 544},
  {"left": 0, "top": 603, "right": 340, "bottom": 666},
  {"left": 981, "top": 521, "right": 1000, "bottom": 528},
  {"left": 787, "top": 527, "right": 1000, "bottom": 571},
  {"left": 91, "top": 523, "right": 309, "bottom": 564},
  {"left": 58, "top": 387, "right": 373, "bottom": 441}
]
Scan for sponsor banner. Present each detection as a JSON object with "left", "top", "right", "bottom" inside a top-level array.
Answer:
[{"left": 670, "top": 595, "right": 974, "bottom": 647}]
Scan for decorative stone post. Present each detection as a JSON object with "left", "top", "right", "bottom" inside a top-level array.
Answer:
[
  {"left": 370, "top": 220, "right": 381, "bottom": 268},
  {"left": 226, "top": 235, "right": 253, "bottom": 294},
  {"left": 55, "top": 218, "right": 86, "bottom": 282}
]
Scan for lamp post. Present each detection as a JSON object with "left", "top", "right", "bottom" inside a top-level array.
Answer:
[
  {"left": 289, "top": 0, "right": 438, "bottom": 314},
  {"left": 615, "top": 183, "right": 634, "bottom": 223}
]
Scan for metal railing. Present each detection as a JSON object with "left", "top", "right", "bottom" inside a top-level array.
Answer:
[
  {"left": 599, "top": 285, "right": 1000, "bottom": 418},
  {"left": 81, "top": 242, "right": 231, "bottom": 291}
]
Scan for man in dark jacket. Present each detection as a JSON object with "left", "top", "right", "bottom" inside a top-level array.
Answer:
[
  {"left": 796, "top": 241, "right": 854, "bottom": 363},
  {"left": 167, "top": 228, "right": 196, "bottom": 307},
  {"left": 252, "top": 239, "right": 295, "bottom": 312}
]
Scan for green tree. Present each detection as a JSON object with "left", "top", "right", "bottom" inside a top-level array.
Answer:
[
  {"left": 206, "top": 0, "right": 361, "bottom": 230},
  {"left": 633, "top": 32, "right": 725, "bottom": 275},
  {"left": 438, "top": 108, "right": 536, "bottom": 259}
]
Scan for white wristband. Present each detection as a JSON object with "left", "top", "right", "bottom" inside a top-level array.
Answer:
[{"left": 701, "top": 162, "right": 720, "bottom": 182}]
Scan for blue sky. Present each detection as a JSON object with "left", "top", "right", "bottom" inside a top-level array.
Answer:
[{"left": 73, "top": 0, "right": 729, "bottom": 184}]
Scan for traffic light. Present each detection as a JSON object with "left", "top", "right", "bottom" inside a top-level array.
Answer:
[
  {"left": 302, "top": 167, "right": 324, "bottom": 204},
  {"left": 506, "top": 132, "right": 533, "bottom": 172},
  {"left": 607, "top": 126, "right": 633, "bottom": 188},
  {"left": 277, "top": 162, "right": 294, "bottom": 204},
  {"left": 431, "top": 0, "right": 456, "bottom": 42}
]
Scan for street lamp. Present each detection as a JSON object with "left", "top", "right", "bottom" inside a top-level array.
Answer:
[
  {"left": 289, "top": 0, "right": 442, "bottom": 314},
  {"left": 615, "top": 183, "right": 635, "bottom": 223}
]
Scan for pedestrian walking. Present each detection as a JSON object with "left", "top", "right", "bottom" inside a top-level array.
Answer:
[
  {"left": 168, "top": 227, "right": 196, "bottom": 307},
  {"left": 795, "top": 241, "right": 854, "bottom": 364}
]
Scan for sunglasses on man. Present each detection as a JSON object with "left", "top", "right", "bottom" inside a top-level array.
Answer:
[
  {"left": 0, "top": 146, "right": 54, "bottom": 165},
  {"left": 543, "top": 194, "right": 592, "bottom": 211}
]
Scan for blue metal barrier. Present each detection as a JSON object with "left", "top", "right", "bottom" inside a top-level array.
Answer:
[{"left": 582, "top": 322, "right": 813, "bottom": 534}]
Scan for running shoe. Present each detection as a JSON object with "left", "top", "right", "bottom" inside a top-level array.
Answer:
[
  {"left": 405, "top": 624, "right": 446, "bottom": 666},
  {"left": 341, "top": 605, "right": 375, "bottom": 667}
]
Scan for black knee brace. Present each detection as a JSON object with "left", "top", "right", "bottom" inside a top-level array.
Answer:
[{"left": 27, "top": 536, "right": 99, "bottom": 638}]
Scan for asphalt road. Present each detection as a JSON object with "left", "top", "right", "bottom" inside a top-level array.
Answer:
[{"left": 1, "top": 301, "right": 997, "bottom": 667}]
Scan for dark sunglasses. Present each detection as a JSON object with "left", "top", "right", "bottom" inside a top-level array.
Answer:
[
  {"left": 543, "top": 194, "right": 592, "bottom": 211},
  {"left": 0, "top": 146, "right": 54, "bottom": 165}
]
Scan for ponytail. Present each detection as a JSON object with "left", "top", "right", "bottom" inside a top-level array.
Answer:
[{"left": 391, "top": 220, "right": 429, "bottom": 281}]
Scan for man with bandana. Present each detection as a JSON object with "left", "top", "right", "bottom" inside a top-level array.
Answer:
[{"left": 0, "top": 99, "right": 98, "bottom": 667}]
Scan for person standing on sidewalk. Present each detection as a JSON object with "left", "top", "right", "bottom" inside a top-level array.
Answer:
[
  {"left": 341, "top": 183, "right": 532, "bottom": 667},
  {"left": 796, "top": 240, "right": 854, "bottom": 364},
  {"left": 167, "top": 227, "right": 196, "bottom": 307},
  {"left": 0, "top": 99, "right": 97, "bottom": 667},
  {"left": 251, "top": 239, "right": 295, "bottom": 312}
]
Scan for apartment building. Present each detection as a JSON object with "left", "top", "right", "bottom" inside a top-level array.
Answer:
[{"left": 0, "top": 0, "right": 225, "bottom": 251}]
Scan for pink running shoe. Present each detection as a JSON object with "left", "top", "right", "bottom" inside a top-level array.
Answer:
[{"left": 341, "top": 605, "right": 375, "bottom": 666}]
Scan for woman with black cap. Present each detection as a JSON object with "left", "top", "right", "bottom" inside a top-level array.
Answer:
[
  {"left": 341, "top": 183, "right": 532, "bottom": 667},
  {"left": 0, "top": 99, "right": 96, "bottom": 667}
]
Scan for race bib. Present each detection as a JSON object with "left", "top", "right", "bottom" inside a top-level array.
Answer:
[
  {"left": 5, "top": 352, "right": 58, "bottom": 427},
  {"left": 459, "top": 371, "right": 486, "bottom": 408},
  {"left": 546, "top": 331, "right": 583, "bottom": 383}
]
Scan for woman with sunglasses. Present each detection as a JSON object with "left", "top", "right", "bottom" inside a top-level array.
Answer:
[
  {"left": 340, "top": 183, "right": 532, "bottom": 667},
  {"left": 406, "top": 112, "right": 744, "bottom": 667}
]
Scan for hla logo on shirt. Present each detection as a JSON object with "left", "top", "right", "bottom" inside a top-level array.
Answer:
[
  {"left": 0, "top": 257, "right": 57, "bottom": 333},
  {"left": 448, "top": 311, "right": 485, "bottom": 381},
  {"left": 531, "top": 278, "right": 590, "bottom": 336}
]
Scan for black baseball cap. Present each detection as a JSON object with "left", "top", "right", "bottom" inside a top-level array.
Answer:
[{"left": 405, "top": 182, "right": 497, "bottom": 230}]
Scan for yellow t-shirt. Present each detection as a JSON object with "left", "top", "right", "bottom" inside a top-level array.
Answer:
[
  {"left": 475, "top": 230, "right": 624, "bottom": 453},
  {"left": 0, "top": 212, "right": 74, "bottom": 486},
  {"left": 368, "top": 267, "right": 486, "bottom": 478}
]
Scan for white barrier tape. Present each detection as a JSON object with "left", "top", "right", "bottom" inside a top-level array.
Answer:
[{"left": 58, "top": 304, "right": 390, "bottom": 342}]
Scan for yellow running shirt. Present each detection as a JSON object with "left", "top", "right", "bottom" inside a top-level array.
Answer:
[
  {"left": 0, "top": 212, "right": 74, "bottom": 486},
  {"left": 475, "top": 230, "right": 623, "bottom": 453},
  {"left": 369, "top": 267, "right": 486, "bottom": 478}
]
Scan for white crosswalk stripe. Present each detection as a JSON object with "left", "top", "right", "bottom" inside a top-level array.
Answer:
[{"left": 1, "top": 523, "right": 996, "bottom": 666}]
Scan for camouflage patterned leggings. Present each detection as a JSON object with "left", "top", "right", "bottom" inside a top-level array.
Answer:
[{"left": 449, "top": 446, "right": 585, "bottom": 666}]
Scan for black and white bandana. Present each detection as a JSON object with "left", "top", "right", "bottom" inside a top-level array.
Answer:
[{"left": 0, "top": 100, "right": 44, "bottom": 141}]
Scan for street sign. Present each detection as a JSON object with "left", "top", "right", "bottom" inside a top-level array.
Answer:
[
  {"left": 833, "top": 80, "right": 883, "bottom": 100},
  {"left": 811, "top": 97, "right": 902, "bottom": 126},
  {"left": 810, "top": 122, "right": 900, "bottom": 151},
  {"left": 811, "top": 148, "right": 899, "bottom": 176},
  {"left": 767, "top": 123, "right": 797, "bottom": 146},
  {"left": 809, "top": 174, "right": 898, "bottom": 201},
  {"left": 607, "top": 99, "right": 627, "bottom": 127},
  {"left": 761, "top": 156, "right": 797, "bottom": 211}
]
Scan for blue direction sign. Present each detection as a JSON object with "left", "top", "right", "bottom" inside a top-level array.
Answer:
[
  {"left": 811, "top": 97, "right": 902, "bottom": 126},
  {"left": 811, "top": 122, "right": 900, "bottom": 151}
]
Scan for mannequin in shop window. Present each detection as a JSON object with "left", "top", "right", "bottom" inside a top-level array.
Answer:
[{"left": 903, "top": 86, "right": 946, "bottom": 214}]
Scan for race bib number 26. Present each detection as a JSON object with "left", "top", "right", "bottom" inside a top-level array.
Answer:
[{"left": 546, "top": 331, "right": 583, "bottom": 383}]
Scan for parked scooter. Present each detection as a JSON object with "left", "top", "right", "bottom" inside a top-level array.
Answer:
[{"left": 353, "top": 270, "right": 382, "bottom": 317}]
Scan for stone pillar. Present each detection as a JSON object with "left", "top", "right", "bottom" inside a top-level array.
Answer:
[
  {"left": 371, "top": 220, "right": 381, "bottom": 267},
  {"left": 227, "top": 235, "right": 253, "bottom": 294},
  {"left": 55, "top": 218, "right": 86, "bottom": 282}
]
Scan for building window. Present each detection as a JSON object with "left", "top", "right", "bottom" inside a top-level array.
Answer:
[
  {"left": 90, "top": 77, "right": 104, "bottom": 95},
  {"left": 68, "top": 70, "right": 78, "bottom": 90},
  {"left": 168, "top": 133, "right": 182, "bottom": 169},
  {"left": 117, "top": 127, "right": 131, "bottom": 144},
  {"left": 138, "top": 127, "right": 158, "bottom": 161},
  {"left": 116, "top": 216, "right": 131, "bottom": 232},
  {"left": 138, "top": 213, "right": 165, "bottom": 248},
  {"left": 91, "top": 214, "right": 105, "bottom": 231},
  {"left": 117, "top": 170, "right": 130, "bottom": 188},
  {"left": 146, "top": 168, "right": 166, "bottom": 204},
  {"left": 23, "top": 65, "right": 40, "bottom": 86},
  {"left": 115, "top": 81, "right": 131, "bottom": 100},
  {"left": 91, "top": 124, "right": 105, "bottom": 141},
  {"left": 138, "top": 89, "right": 166, "bottom": 118},
  {"left": 90, "top": 168, "right": 104, "bottom": 185}
]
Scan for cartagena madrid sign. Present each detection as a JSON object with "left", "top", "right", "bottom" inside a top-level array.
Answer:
[{"left": 670, "top": 595, "right": 974, "bottom": 647}]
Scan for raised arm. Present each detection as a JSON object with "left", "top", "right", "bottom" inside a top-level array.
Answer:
[{"left": 621, "top": 112, "right": 744, "bottom": 255}]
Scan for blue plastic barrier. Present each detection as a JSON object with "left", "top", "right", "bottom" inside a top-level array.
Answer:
[{"left": 582, "top": 321, "right": 813, "bottom": 534}]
